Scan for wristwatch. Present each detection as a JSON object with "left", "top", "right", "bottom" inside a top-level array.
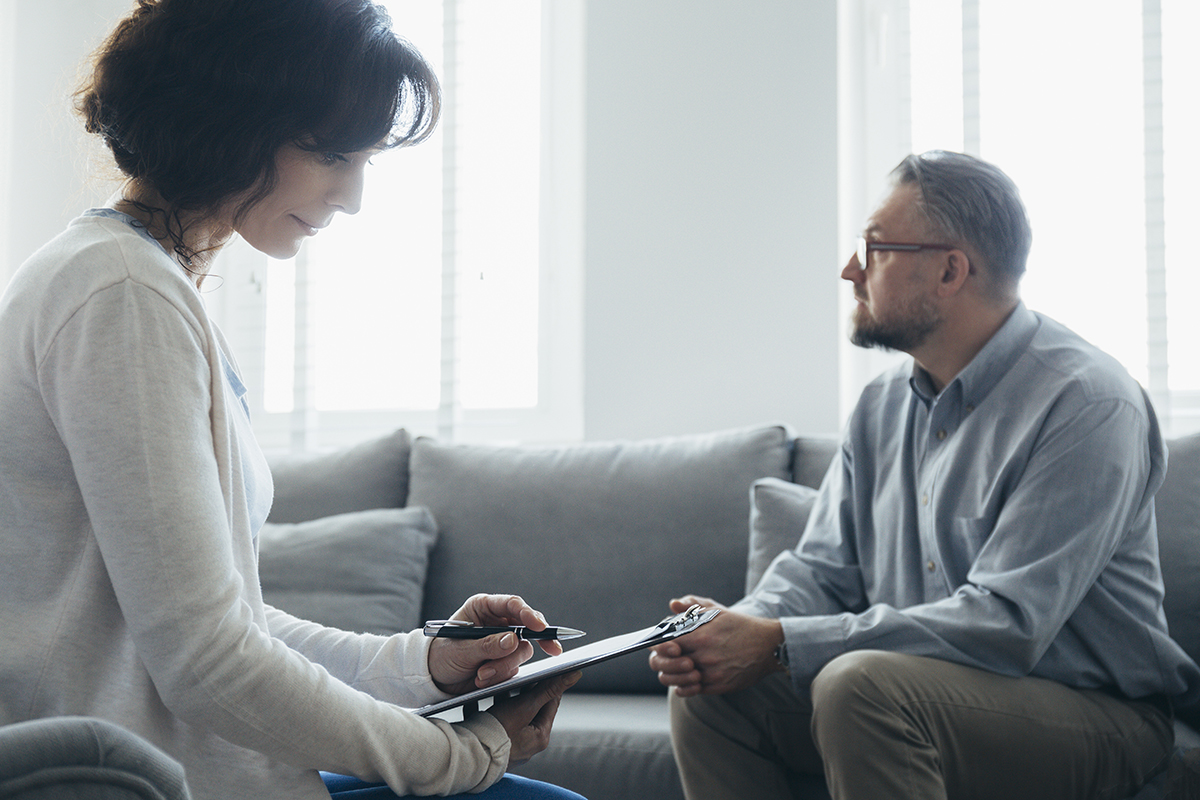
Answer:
[{"left": 774, "top": 640, "right": 790, "bottom": 670}]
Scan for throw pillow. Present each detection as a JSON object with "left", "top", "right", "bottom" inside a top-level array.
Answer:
[
  {"left": 267, "top": 428, "right": 411, "bottom": 524},
  {"left": 746, "top": 477, "right": 819, "bottom": 594},
  {"left": 258, "top": 507, "right": 437, "bottom": 635}
]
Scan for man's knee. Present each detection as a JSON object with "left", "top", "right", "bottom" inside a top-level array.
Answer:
[
  {"left": 812, "top": 650, "right": 908, "bottom": 711},
  {"left": 809, "top": 649, "right": 925, "bottom": 747},
  {"left": 810, "top": 651, "right": 949, "bottom": 794}
]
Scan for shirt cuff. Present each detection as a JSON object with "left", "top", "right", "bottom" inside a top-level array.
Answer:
[{"left": 780, "top": 613, "right": 852, "bottom": 688}]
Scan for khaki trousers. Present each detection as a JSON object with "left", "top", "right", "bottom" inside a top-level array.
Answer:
[{"left": 669, "top": 651, "right": 1173, "bottom": 800}]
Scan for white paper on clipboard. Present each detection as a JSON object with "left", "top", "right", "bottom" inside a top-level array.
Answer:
[{"left": 413, "top": 605, "right": 720, "bottom": 718}]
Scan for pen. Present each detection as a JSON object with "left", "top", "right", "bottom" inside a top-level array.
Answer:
[{"left": 423, "top": 620, "right": 586, "bottom": 641}]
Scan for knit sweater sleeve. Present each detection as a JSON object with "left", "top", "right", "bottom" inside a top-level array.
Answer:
[
  {"left": 37, "top": 269, "right": 508, "bottom": 795},
  {"left": 264, "top": 605, "right": 453, "bottom": 709}
]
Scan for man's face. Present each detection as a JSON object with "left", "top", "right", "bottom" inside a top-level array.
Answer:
[{"left": 840, "top": 183, "right": 944, "bottom": 354}]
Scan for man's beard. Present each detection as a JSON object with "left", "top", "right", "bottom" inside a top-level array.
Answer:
[{"left": 849, "top": 294, "right": 942, "bottom": 353}]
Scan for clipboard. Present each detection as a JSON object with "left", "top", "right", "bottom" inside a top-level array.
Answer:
[{"left": 413, "top": 604, "right": 720, "bottom": 718}]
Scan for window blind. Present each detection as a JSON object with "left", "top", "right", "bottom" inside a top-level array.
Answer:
[
  {"left": 222, "top": 0, "right": 583, "bottom": 454},
  {"left": 1143, "top": 0, "right": 1168, "bottom": 415},
  {"left": 846, "top": 0, "right": 1200, "bottom": 437}
]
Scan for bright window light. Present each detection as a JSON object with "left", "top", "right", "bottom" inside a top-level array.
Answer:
[
  {"left": 979, "top": 0, "right": 1146, "bottom": 383},
  {"left": 455, "top": 1, "right": 541, "bottom": 409},
  {"left": 910, "top": 0, "right": 1149, "bottom": 384},
  {"left": 262, "top": 0, "right": 541, "bottom": 414},
  {"left": 1163, "top": 0, "right": 1200, "bottom": 392},
  {"left": 909, "top": 0, "right": 962, "bottom": 155}
]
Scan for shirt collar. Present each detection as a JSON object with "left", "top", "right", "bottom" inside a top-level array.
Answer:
[{"left": 909, "top": 302, "right": 1040, "bottom": 409}]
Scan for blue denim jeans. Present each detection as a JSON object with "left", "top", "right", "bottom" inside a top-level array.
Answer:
[{"left": 322, "top": 772, "right": 586, "bottom": 799}]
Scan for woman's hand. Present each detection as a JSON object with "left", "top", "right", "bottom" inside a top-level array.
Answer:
[
  {"left": 486, "top": 672, "right": 582, "bottom": 767},
  {"left": 428, "top": 594, "right": 564, "bottom": 695}
]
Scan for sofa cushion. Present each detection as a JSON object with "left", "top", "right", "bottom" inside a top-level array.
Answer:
[
  {"left": 267, "top": 428, "right": 411, "bottom": 523},
  {"left": 1158, "top": 433, "right": 1200, "bottom": 669},
  {"left": 791, "top": 436, "right": 839, "bottom": 489},
  {"left": 258, "top": 507, "right": 437, "bottom": 635},
  {"left": 408, "top": 424, "right": 794, "bottom": 693},
  {"left": 747, "top": 477, "right": 820, "bottom": 594},
  {"left": 510, "top": 693, "right": 832, "bottom": 800},
  {"left": 510, "top": 694, "right": 682, "bottom": 800}
]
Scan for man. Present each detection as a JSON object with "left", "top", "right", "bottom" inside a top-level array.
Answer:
[{"left": 649, "top": 151, "right": 1200, "bottom": 800}]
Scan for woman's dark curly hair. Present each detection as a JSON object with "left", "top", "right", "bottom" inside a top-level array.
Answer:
[{"left": 75, "top": 0, "right": 440, "bottom": 270}]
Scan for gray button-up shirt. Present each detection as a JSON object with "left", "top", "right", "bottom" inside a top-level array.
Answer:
[{"left": 740, "top": 303, "right": 1200, "bottom": 703}]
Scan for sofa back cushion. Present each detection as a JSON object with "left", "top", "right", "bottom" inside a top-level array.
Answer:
[
  {"left": 790, "top": 436, "right": 839, "bottom": 489},
  {"left": 407, "top": 424, "right": 794, "bottom": 693},
  {"left": 267, "top": 429, "right": 411, "bottom": 523}
]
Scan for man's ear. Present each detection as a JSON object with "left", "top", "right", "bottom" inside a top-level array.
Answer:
[{"left": 937, "top": 249, "right": 972, "bottom": 297}]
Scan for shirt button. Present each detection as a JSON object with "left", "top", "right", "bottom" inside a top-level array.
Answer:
[
  {"left": 936, "top": 429, "right": 947, "bottom": 441},
  {"left": 921, "top": 493, "right": 929, "bottom": 506},
  {"left": 927, "top": 560, "right": 936, "bottom": 572}
]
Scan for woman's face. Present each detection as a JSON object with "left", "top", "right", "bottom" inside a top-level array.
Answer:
[{"left": 234, "top": 144, "right": 373, "bottom": 259}]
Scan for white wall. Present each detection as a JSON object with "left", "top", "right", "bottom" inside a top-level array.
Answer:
[
  {"left": 2, "top": 0, "right": 129, "bottom": 284},
  {"left": 582, "top": 0, "right": 843, "bottom": 440}
]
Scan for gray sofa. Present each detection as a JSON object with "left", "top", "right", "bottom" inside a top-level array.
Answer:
[{"left": 258, "top": 423, "right": 1200, "bottom": 800}]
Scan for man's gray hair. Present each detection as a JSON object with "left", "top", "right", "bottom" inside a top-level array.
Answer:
[{"left": 891, "top": 151, "right": 1032, "bottom": 296}]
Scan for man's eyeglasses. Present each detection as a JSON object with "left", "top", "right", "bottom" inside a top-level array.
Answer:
[{"left": 855, "top": 237, "right": 957, "bottom": 270}]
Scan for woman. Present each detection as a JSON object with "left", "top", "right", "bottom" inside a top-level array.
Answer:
[{"left": 0, "top": 1, "right": 582, "bottom": 798}]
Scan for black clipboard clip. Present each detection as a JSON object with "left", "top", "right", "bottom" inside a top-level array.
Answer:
[
  {"left": 413, "top": 604, "right": 720, "bottom": 718},
  {"left": 653, "top": 603, "right": 719, "bottom": 639}
]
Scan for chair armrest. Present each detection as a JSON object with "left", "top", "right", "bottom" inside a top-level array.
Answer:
[{"left": 0, "top": 716, "right": 189, "bottom": 800}]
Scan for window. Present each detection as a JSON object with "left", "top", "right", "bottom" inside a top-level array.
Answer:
[
  {"left": 211, "top": 0, "right": 584, "bottom": 452},
  {"left": 842, "top": 0, "right": 1200, "bottom": 436}
]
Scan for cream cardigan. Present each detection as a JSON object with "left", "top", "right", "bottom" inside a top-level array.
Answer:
[{"left": 0, "top": 211, "right": 508, "bottom": 799}]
